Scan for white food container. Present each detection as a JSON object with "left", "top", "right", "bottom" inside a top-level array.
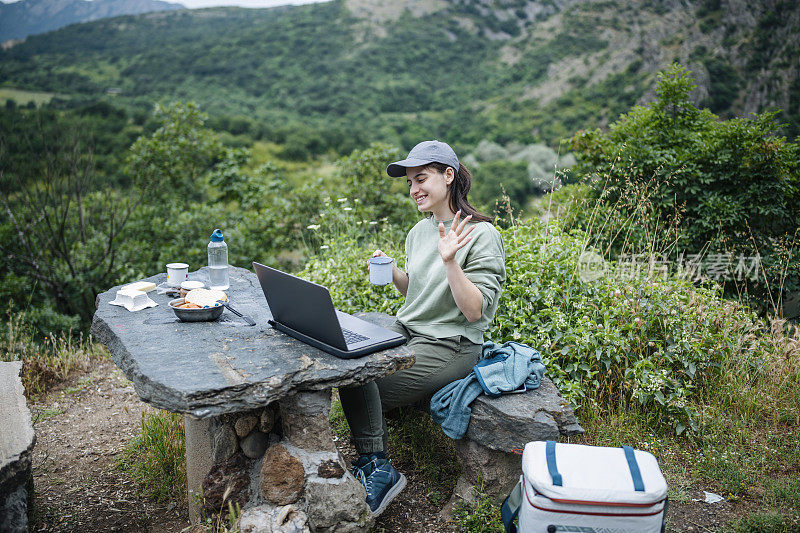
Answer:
[{"left": 109, "top": 288, "right": 158, "bottom": 312}]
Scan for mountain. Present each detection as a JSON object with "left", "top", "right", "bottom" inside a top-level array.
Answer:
[
  {"left": 0, "top": 0, "right": 185, "bottom": 42},
  {"left": 0, "top": 0, "right": 797, "bottom": 150}
]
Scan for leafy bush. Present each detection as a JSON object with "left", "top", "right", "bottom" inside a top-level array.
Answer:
[
  {"left": 301, "top": 217, "right": 774, "bottom": 435},
  {"left": 127, "top": 102, "right": 225, "bottom": 206},
  {"left": 326, "top": 142, "right": 417, "bottom": 241},
  {"left": 570, "top": 64, "right": 800, "bottom": 313},
  {"left": 300, "top": 234, "right": 405, "bottom": 317}
]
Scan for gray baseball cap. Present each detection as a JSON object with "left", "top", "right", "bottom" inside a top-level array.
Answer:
[{"left": 386, "top": 140, "right": 460, "bottom": 177}]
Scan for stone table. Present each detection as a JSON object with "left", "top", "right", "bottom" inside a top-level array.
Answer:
[{"left": 91, "top": 266, "right": 415, "bottom": 532}]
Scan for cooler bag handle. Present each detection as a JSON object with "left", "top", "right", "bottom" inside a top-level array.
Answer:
[
  {"left": 622, "top": 445, "right": 645, "bottom": 492},
  {"left": 501, "top": 478, "right": 522, "bottom": 533},
  {"left": 545, "top": 440, "right": 562, "bottom": 486},
  {"left": 544, "top": 441, "right": 645, "bottom": 492}
]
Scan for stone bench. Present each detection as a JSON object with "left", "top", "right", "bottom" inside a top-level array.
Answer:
[
  {"left": 448, "top": 376, "right": 583, "bottom": 506},
  {"left": 0, "top": 361, "right": 36, "bottom": 533}
]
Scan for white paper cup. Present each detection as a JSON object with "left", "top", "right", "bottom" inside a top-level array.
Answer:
[
  {"left": 368, "top": 256, "right": 393, "bottom": 286},
  {"left": 166, "top": 263, "right": 189, "bottom": 287}
]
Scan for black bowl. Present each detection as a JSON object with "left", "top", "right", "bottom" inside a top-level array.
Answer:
[{"left": 169, "top": 298, "right": 224, "bottom": 322}]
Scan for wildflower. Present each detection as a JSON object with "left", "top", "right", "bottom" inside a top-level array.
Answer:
[
  {"left": 343, "top": 207, "right": 353, "bottom": 211},
  {"left": 369, "top": 221, "right": 378, "bottom": 225},
  {"left": 337, "top": 198, "right": 348, "bottom": 203},
  {"left": 320, "top": 245, "right": 329, "bottom": 250},
  {"left": 307, "top": 224, "right": 320, "bottom": 230},
  {"left": 614, "top": 289, "right": 622, "bottom": 297}
]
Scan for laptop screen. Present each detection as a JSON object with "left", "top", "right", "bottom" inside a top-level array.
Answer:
[{"left": 253, "top": 262, "right": 348, "bottom": 349}]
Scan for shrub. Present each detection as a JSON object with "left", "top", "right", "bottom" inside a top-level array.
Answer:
[
  {"left": 300, "top": 234, "right": 405, "bottom": 317},
  {"left": 570, "top": 64, "right": 800, "bottom": 313},
  {"left": 301, "top": 217, "right": 775, "bottom": 435},
  {"left": 470, "top": 160, "right": 532, "bottom": 213}
]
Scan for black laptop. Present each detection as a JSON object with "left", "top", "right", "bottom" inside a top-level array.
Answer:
[{"left": 253, "top": 262, "right": 407, "bottom": 359}]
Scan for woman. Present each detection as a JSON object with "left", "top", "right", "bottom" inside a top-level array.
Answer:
[{"left": 339, "top": 140, "right": 506, "bottom": 516}]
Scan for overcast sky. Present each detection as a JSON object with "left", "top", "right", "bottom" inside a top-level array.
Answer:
[{"left": 0, "top": 0, "right": 330, "bottom": 7}]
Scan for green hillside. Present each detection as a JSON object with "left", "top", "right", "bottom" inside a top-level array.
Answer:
[
  {"left": 0, "top": 0, "right": 183, "bottom": 42},
  {"left": 2, "top": 0, "right": 798, "bottom": 153}
]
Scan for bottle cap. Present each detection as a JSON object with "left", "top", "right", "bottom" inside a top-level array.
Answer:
[{"left": 210, "top": 229, "right": 224, "bottom": 242}]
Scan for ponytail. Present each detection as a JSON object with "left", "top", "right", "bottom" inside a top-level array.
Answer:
[{"left": 426, "top": 162, "right": 493, "bottom": 223}]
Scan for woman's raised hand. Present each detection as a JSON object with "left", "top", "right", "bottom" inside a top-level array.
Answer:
[{"left": 438, "top": 211, "right": 475, "bottom": 264}]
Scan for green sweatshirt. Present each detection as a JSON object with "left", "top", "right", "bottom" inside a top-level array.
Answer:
[{"left": 396, "top": 216, "right": 506, "bottom": 344}]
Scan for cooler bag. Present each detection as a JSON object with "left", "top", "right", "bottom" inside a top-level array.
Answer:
[{"left": 502, "top": 440, "right": 668, "bottom": 533}]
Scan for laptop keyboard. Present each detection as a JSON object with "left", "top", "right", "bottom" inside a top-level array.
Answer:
[{"left": 342, "top": 328, "right": 369, "bottom": 345}]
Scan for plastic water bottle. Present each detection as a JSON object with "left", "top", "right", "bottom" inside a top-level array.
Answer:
[{"left": 207, "top": 229, "right": 230, "bottom": 290}]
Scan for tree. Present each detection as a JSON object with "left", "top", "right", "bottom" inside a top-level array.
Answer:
[
  {"left": 571, "top": 64, "right": 800, "bottom": 311},
  {"left": 470, "top": 160, "right": 531, "bottom": 212},
  {"left": 0, "top": 116, "right": 138, "bottom": 324},
  {"left": 127, "top": 102, "right": 224, "bottom": 207}
]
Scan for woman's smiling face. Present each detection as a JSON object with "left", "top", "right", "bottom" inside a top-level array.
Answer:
[{"left": 406, "top": 165, "right": 454, "bottom": 220}]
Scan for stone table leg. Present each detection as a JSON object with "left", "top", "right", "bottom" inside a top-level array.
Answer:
[
  {"left": 185, "top": 415, "right": 214, "bottom": 524},
  {"left": 185, "top": 413, "right": 242, "bottom": 524},
  {"left": 249, "top": 389, "right": 374, "bottom": 533}
]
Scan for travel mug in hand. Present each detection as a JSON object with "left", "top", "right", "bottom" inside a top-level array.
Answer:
[{"left": 368, "top": 256, "right": 394, "bottom": 285}]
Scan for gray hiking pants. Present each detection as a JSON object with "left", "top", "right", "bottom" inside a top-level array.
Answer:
[{"left": 338, "top": 320, "right": 482, "bottom": 455}]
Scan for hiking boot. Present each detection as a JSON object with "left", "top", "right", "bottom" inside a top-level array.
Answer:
[{"left": 352, "top": 454, "right": 407, "bottom": 516}]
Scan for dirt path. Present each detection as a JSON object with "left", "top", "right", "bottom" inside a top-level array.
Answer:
[
  {"left": 29, "top": 358, "right": 189, "bottom": 532},
  {"left": 27, "top": 359, "right": 739, "bottom": 532}
]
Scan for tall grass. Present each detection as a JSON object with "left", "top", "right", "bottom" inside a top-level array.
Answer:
[
  {"left": 0, "top": 311, "right": 107, "bottom": 398},
  {"left": 118, "top": 409, "right": 187, "bottom": 502},
  {"left": 539, "top": 183, "right": 800, "bottom": 527}
]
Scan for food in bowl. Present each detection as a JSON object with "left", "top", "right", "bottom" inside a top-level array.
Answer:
[
  {"left": 174, "top": 302, "right": 211, "bottom": 309},
  {"left": 185, "top": 288, "right": 227, "bottom": 307},
  {"left": 169, "top": 298, "right": 224, "bottom": 321}
]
